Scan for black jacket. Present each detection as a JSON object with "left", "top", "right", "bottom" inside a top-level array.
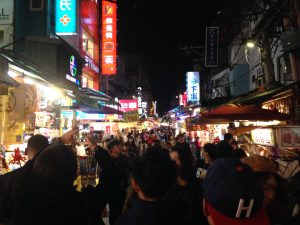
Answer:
[
  {"left": 94, "top": 148, "right": 129, "bottom": 193},
  {"left": 115, "top": 198, "right": 184, "bottom": 225}
]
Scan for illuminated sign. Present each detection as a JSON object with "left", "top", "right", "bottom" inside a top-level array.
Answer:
[
  {"left": 76, "top": 111, "right": 105, "bottom": 120},
  {"left": 66, "top": 55, "right": 80, "bottom": 85},
  {"left": 119, "top": 99, "right": 138, "bottom": 112},
  {"left": 102, "top": 0, "right": 117, "bottom": 75},
  {"left": 186, "top": 72, "right": 200, "bottom": 103},
  {"left": 179, "top": 92, "right": 187, "bottom": 107},
  {"left": 55, "top": 0, "right": 77, "bottom": 35},
  {"left": 85, "top": 55, "right": 100, "bottom": 73},
  {"left": 251, "top": 129, "right": 275, "bottom": 146}
]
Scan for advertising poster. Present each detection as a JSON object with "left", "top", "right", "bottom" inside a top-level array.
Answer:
[
  {"left": 251, "top": 128, "right": 275, "bottom": 146},
  {"left": 281, "top": 127, "right": 300, "bottom": 147}
]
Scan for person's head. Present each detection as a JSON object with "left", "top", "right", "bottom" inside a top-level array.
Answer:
[
  {"left": 108, "top": 139, "right": 122, "bottom": 157},
  {"left": 177, "top": 134, "right": 185, "bottom": 143},
  {"left": 33, "top": 144, "right": 77, "bottom": 191},
  {"left": 215, "top": 141, "right": 233, "bottom": 159},
  {"left": 165, "top": 141, "right": 172, "bottom": 150},
  {"left": 203, "top": 143, "right": 217, "bottom": 165},
  {"left": 224, "top": 133, "right": 234, "bottom": 144},
  {"left": 130, "top": 146, "right": 177, "bottom": 201},
  {"left": 231, "top": 140, "right": 238, "bottom": 150},
  {"left": 170, "top": 135, "right": 174, "bottom": 140},
  {"left": 170, "top": 147, "right": 194, "bottom": 183},
  {"left": 241, "top": 155, "right": 279, "bottom": 208},
  {"left": 232, "top": 148, "right": 247, "bottom": 159},
  {"left": 203, "top": 158, "right": 269, "bottom": 225},
  {"left": 27, "top": 135, "right": 49, "bottom": 160}
]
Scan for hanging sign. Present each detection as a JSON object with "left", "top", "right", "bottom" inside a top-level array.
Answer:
[{"left": 55, "top": 0, "right": 77, "bottom": 35}]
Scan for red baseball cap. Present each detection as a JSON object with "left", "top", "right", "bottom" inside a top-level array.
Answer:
[
  {"left": 206, "top": 201, "right": 270, "bottom": 225},
  {"left": 203, "top": 158, "right": 270, "bottom": 225}
]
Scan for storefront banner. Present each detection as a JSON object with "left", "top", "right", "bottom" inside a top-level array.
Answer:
[
  {"left": 55, "top": 0, "right": 77, "bottom": 35},
  {"left": 0, "top": 0, "right": 13, "bottom": 25},
  {"left": 281, "top": 127, "right": 300, "bottom": 147},
  {"left": 251, "top": 128, "right": 275, "bottom": 146},
  {"left": 186, "top": 72, "right": 200, "bottom": 103},
  {"left": 102, "top": 0, "right": 117, "bottom": 75},
  {"left": 76, "top": 111, "right": 105, "bottom": 120}
]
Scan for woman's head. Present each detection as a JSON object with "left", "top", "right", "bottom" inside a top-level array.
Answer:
[
  {"left": 256, "top": 172, "right": 278, "bottom": 208},
  {"left": 33, "top": 144, "right": 77, "bottom": 191},
  {"left": 170, "top": 147, "right": 194, "bottom": 182}
]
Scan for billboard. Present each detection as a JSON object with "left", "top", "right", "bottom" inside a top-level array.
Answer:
[
  {"left": 186, "top": 72, "right": 200, "bottom": 103},
  {"left": 119, "top": 99, "right": 138, "bottom": 112},
  {"left": 102, "top": 0, "right": 117, "bottom": 75},
  {"left": 205, "top": 27, "right": 219, "bottom": 67},
  {"left": 0, "top": 0, "right": 13, "bottom": 25},
  {"left": 55, "top": 0, "right": 77, "bottom": 35}
]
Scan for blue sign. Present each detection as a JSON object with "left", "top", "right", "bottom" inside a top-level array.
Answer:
[
  {"left": 55, "top": 0, "right": 77, "bottom": 35},
  {"left": 186, "top": 72, "right": 200, "bottom": 103}
]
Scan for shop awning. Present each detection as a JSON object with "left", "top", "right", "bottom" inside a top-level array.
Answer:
[
  {"left": 0, "top": 55, "right": 19, "bottom": 87},
  {"left": 228, "top": 126, "right": 260, "bottom": 135},
  {"left": 191, "top": 116, "right": 231, "bottom": 124},
  {"left": 202, "top": 104, "right": 290, "bottom": 121}
]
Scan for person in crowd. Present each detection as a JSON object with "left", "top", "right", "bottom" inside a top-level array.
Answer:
[
  {"left": 175, "top": 134, "right": 190, "bottom": 151},
  {"left": 126, "top": 136, "right": 138, "bottom": 158},
  {"left": 215, "top": 140, "right": 233, "bottom": 159},
  {"left": 169, "top": 135, "right": 176, "bottom": 146},
  {"left": 7, "top": 144, "right": 87, "bottom": 225},
  {"left": 231, "top": 140, "right": 247, "bottom": 159},
  {"left": 168, "top": 147, "right": 204, "bottom": 225},
  {"left": 164, "top": 141, "right": 173, "bottom": 151},
  {"left": 0, "top": 134, "right": 49, "bottom": 224},
  {"left": 194, "top": 143, "right": 216, "bottom": 180},
  {"left": 223, "top": 132, "right": 234, "bottom": 144},
  {"left": 194, "top": 137, "right": 201, "bottom": 159},
  {"left": 289, "top": 171, "right": 300, "bottom": 224},
  {"left": 203, "top": 158, "right": 270, "bottom": 225},
  {"left": 115, "top": 146, "right": 183, "bottom": 225},
  {"left": 242, "top": 154, "right": 292, "bottom": 224},
  {"left": 92, "top": 139, "right": 129, "bottom": 225}
]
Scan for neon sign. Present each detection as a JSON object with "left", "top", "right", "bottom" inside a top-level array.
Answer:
[
  {"left": 55, "top": 0, "right": 77, "bottom": 35},
  {"left": 66, "top": 55, "right": 80, "bottom": 85},
  {"left": 102, "top": 0, "right": 117, "bottom": 75},
  {"left": 186, "top": 72, "right": 200, "bottom": 103}
]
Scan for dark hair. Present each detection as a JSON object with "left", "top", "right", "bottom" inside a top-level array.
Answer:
[
  {"left": 224, "top": 133, "right": 233, "bottom": 142},
  {"left": 232, "top": 148, "right": 247, "bottom": 159},
  {"left": 203, "top": 143, "right": 217, "bottom": 160},
  {"left": 170, "top": 147, "right": 195, "bottom": 182},
  {"left": 131, "top": 146, "right": 177, "bottom": 198},
  {"left": 33, "top": 144, "right": 77, "bottom": 191},
  {"left": 107, "top": 139, "right": 121, "bottom": 150},
  {"left": 215, "top": 141, "right": 233, "bottom": 159},
  {"left": 27, "top": 134, "right": 49, "bottom": 154},
  {"left": 231, "top": 140, "right": 238, "bottom": 146}
]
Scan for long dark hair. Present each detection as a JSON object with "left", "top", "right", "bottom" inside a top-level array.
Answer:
[{"left": 170, "top": 147, "right": 195, "bottom": 183}]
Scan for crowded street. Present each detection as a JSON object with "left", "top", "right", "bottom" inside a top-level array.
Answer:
[{"left": 1, "top": 0, "right": 300, "bottom": 225}]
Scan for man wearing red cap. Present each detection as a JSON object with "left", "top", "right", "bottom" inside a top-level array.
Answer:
[{"left": 203, "top": 158, "right": 270, "bottom": 225}]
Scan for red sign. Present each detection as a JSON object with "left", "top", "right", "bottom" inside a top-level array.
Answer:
[
  {"left": 119, "top": 99, "right": 138, "bottom": 112},
  {"left": 102, "top": 0, "right": 117, "bottom": 75},
  {"left": 179, "top": 92, "right": 187, "bottom": 107}
]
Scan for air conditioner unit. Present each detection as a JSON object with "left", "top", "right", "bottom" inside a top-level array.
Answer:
[{"left": 281, "top": 28, "right": 300, "bottom": 52}]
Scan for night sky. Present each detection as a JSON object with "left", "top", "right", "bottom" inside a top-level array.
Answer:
[{"left": 117, "top": 0, "right": 224, "bottom": 114}]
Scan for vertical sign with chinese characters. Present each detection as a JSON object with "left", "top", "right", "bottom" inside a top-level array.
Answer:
[
  {"left": 55, "top": 0, "right": 77, "bottom": 35},
  {"left": 205, "top": 27, "right": 219, "bottom": 67},
  {"left": 186, "top": 72, "right": 200, "bottom": 103},
  {"left": 102, "top": 0, "right": 117, "bottom": 75}
]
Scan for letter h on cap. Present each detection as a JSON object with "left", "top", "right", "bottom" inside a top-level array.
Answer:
[{"left": 235, "top": 199, "right": 254, "bottom": 218}]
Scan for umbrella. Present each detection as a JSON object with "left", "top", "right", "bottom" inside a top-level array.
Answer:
[{"left": 202, "top": 104, "right": 290, "bottom": 121}]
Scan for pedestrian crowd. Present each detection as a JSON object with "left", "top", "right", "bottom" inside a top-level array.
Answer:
[{"left": 0, "top": 127, "right": 300, "bottom": 225}]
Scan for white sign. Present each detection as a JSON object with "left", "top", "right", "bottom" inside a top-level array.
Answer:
[
  {"left": 251, "top": 129, "right": 275, "bottom": 146},
  {"left": 0, "top": 0, "right": 13, "bottom": 25},
  {"left": 186, "top": 72, "right": 200, "bottom": 103},
  {"left": 85, "top": 55, "right": 100, "bottom": 73}
]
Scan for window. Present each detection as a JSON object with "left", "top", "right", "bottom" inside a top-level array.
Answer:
[
  {"left": 82, "top": 32, "right": 94, "bottom": 58},
  {"left": 30, "top": 0, "right": 44, "bottom": 11},
  {"left": 82, "top": 75, "right": 94, "bottom": 90}
]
